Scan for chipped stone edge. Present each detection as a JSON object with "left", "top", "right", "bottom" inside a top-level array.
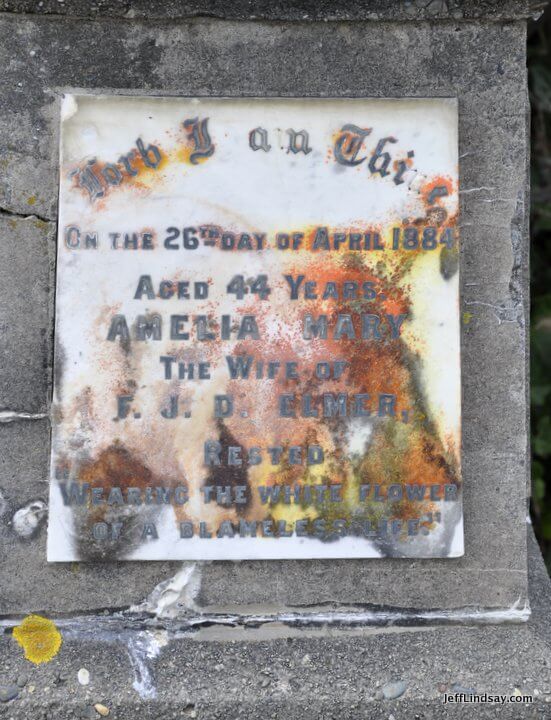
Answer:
[{"left": 130, "top": 562, "right": 202, "bottom": 618}]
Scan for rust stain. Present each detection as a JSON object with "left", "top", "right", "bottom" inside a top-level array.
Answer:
[
  {"left": 61, "top": 215, "right": 458, "bottom": 546},
  {"left": 198, "top": 212, "right": 460, "bottom": 538},
  {"left": 420, "top": 175, "right": 455, "bottom": 207},
  {"left": 68, "top": 120, "right": 217, "bottom": 206},
  {"left": 78, "top": 445, "right": 155, "bottom": 493},
  {"left": 54, "top": 98, "right": 460, "bottom": 555}
]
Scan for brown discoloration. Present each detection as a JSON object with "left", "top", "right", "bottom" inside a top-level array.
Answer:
[
  {"left": 61, "top": 210, "right": 458, "bottom": 550},
  {"left": 52, "top": 97, "right": 461, "bottom": 560},
  {"left": 212, "top": 210, "right": 459, "bottom": 544},
  {"left": 72, "top": 444, "right": 164, "bottom": 559},
  {"left": 78, "top": 444, "right": 154, "bottom": 492}
]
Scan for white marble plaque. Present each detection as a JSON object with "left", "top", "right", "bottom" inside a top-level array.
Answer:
[{"left": 48, "top": 95, "right": 462, "bottom": 561}]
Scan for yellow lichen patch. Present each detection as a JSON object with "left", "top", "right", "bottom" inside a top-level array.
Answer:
[
  {"left": 13, "top": 615, "right": 62, "bottom": 664},
  {"left": 26, "top": 196, "right": 37, "bottom": 206},
  {"left": 462, "top": 311, "right": 473, "bottom": 325}
]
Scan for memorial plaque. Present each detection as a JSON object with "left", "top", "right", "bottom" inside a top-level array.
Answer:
[{"left": 48, "top": 95, "right": 462, "bottom": 561}]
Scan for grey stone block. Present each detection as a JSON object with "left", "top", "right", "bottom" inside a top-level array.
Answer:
[
  {"left": 0, "top": 9, "right": 533, "bottom": 612},
  {"left": 461, "top": 285, "right": 526, "bottom": 454},
  {"left": 0, "top": 529, "right": 547, "bottom": 719},
  {"left": 0, "top": 215, "right": 53, "bottom": 414},
  {"left": 462, "top": 224, "right": 518, "bottom": 286}
]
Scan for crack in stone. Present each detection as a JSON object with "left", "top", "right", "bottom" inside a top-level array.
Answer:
[
  {"left": 0, "top": 206, "right": 53, "bottom": 225},
  {"left": 458, "top": 186, "right": 496, "bottom": 194},
  {"left": 463, "top": 299, "right": 520, "bottom": 325},
  {"left": 0, "top": 600, "right": 531, "bottom": 634}
]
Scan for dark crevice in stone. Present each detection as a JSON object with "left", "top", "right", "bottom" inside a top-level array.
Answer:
[
  {"left": 0, "top": 206, "right": 53, "bottom": 225},
  {"left": 509, "top": 189, "right": 526, "bottom": 328},
  {"left": 0, "top": 601, "right": 531, "bottom": 637}
]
